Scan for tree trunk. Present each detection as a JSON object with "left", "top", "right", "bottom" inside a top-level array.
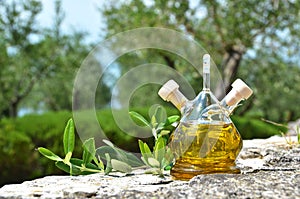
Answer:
[
  {"left": 1, "top": 101, "right": 19, "bottom": 118},
  {"left": 215, "top": 45, "right": 245, "bottom": 99},
  {"left": 9, "top": 101, "right": 19, "bottom": 118}
]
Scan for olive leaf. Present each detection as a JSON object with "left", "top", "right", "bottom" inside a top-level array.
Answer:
[
  {"left": 160, "top": 130, "right": 170, "bottom": 136},
  {"left": 82, "top": 138, "right": 96, "bottom": 165},
  {"left": 147, "top": 158, "right": 160, "bottom": 168},
  {"left": 154, "top": 136, "right": 165, "bottom": 163},
  {"left": 136, "top": 106, "right": 179, "bottom": 176},
  {"left": 56, "top": 161, "right": 81, "bottom": 175},
  {"left": 164, "top": 115, "right": 180, "bottom": 126},
  {"left": 55, "top": 158, "right": 101, "bottom": 175},
  {"left": 102, "top": 139, "right": 114, "bottom": 147},
  {"left": 151, "top": 115, "right": 158, "bottom": 129},
  {"left": 63, "top": 118, "right": 75, "bottom": 155},
  {"left": 153, "top": 106, "right": 167, "bottom": 125},
  {"left": 97, "top": 140, "right": 143, "bottom": 167},
  {"left": 95, "top": 155, "right": 105, "bottom": 170},
  {"left": 104, "top": 153, "right": 112, "bottom": 174},
  {"left": 129, "top": 111, "right": 151, "bottom": 128},
  {"left": 38, "top": 147, "right": 63, "bottom": 162},
  {"left": 64, "top": 152, "right": 72, "bottom": 166},
  {"left": 39, "top": 105, "right": 179, "bottom": 177},
  {"left": 111, "top": 159, "right": 132, "bottom": 173}
]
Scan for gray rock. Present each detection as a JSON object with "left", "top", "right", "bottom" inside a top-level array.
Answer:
[{"left": 0, "top": 136, "right": 299, "bottom": 199}]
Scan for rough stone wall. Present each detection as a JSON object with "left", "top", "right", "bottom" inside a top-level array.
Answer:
[{"left": 0, "top": 136, "right": 299, "bottom": 199}]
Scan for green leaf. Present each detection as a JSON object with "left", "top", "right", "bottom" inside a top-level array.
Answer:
[
  {"left": 38, "top": 147, "right": 63, "bottom": 162},
  {"left": 103, "top": 139, "right": 114, "bottom": 147},
  {"left": 124, "top": 151, "right": 145, "bottom": 167},
  {"left": 156, "top": 123, "right": 165, "bottom": 131},
  {"left": 104, "top": 153, "right": 112, "bottom": 174},
  {"left": 165, "top": 115, "right": 180, "bottom": 126},
  {"left": 82, "top": 138, "right": 96, "bottom": 165},
  {"left": 154, "top": 136, "right": 165, "bottom": 164},
  {"left": 138, "top": 140, "right": 145, "bottom": 154},
  {"left": 143, "top": 142, "right": 154, "bottom": 160},
  {"left": 161, "top": 157, "right": 168, "bottom": 168},
  {"left": 64, "top": 152, "right": 72, "bottom": 165},
  {"left": 147, "top": 157, "right": 160, "bottom": 168},
  {"left": 111, "top": 159, "right": 132, "bottom": 173},
  {"left": 153, "top": 105, "right": 166, "bottom": 125},
  {"left": 160, "top": 130, "right": 170, "bottom": 136},
  {"left": 96, "top": 145, "right": 144, "bottom": 167},
  {"left": 143, "top": 142, "right": 152, "bottom": 154},
  {"left": 55, "top": 161, "right": 81, "bottom": 175},
  {"left": 138, "top": 140, "right": 154, "bottom": 165},
  {"left": 72, "top": 158, "right": 99, "bottom": 169},
  {"left": 63, "top": 118, "right": 75, "bottom": 155},
  {"left": 55, "top": 158, "right": 100, "bottom": 175},
  {"left": 151, "top": 115, "right": 158, "bottom": 128},
  {"left": 97, "top": 145, "right": 123, "bottom": 162},
  {"left": 141, "top": 156, "right": 148, "bottom": 165},
  {"left": 94, "top": 155, "right": 105, "bottom": 170},
  {"left": 164, "top": 165, "right": 172, "bottom": 171},
  {"left": 129, "top": 111, "right": 151, "bottom": 128}
]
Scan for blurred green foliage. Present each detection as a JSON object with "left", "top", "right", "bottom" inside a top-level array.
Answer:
[
  {"left": 0, "top": 0, "right": 111, "bottom": 118},
  {"left": 0, "top": 111, "right": 73, "bottom": 186},
  {"left": 102, "top": 0, "right": 300, "bottom": 123},
  {"left": 0, "top": 109, "right": 287, "bottom": 186},
  {"left": 231, "top": 116, "right": 287, "bottom": 139},
  {"left": 1, "top": 0, "right": 300, "bottom": 124}
]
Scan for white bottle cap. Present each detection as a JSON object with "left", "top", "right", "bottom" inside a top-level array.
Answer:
[
  {"left": 231, "top": 79, "right": 253, "bottom": 99},
  {"left": 158, "top": 80, "right": 179, "bottom": 101}
]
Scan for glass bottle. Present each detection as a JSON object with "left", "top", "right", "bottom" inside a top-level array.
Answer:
[{"left": 158, "top": 54, "right": 253, "bottom": 180}]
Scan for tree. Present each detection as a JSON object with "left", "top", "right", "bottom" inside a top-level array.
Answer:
[
  {"left": 0, "top": 0, "right": 43, "bottom": 117},
  {"left": 0, "top": 0, "right": 104, "bottom": 117},
  {"left": 26, "top": 0, "right": 91, "bottom": 112},
  {"left": 101, "top": 0, "right": 300, "bottom": 122},
  {"left": 237, "top": 49, "right": 300, "bottom": 122},
  {"left": 103, "top": 0, "right": 300, "bottom": 93}
]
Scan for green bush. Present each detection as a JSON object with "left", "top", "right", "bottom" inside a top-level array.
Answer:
[
  {"left": 0, "top": 122, "right": 36, "bottom": 185},
  {"left": 0, "top": 108, "right": 287, "bottom": 186},
  {"left": 0, "top": 112, "right": 73, "bottom": 186},
  {"left": 0, "top": 108, "right": 178, "bottom": 186},
  {"left": 231, "top": 115, "right": 287, "bottom": 139}
]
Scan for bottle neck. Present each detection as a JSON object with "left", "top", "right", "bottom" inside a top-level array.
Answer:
[
  {"left": 166, "top": 89, "right": 188, "bottom": 110},
  {"left": 220, "top": 89, "right": 244, "bottom": 115},
  {"left": 203, "top": 72, "right": 210, "bottom": 91},
  {"left": 202, "top": 54, "right": 210, "bottom": 91}
]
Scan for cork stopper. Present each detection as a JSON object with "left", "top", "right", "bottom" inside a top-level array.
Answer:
[
  {"left": 158, "top": 80, "right": 179, "bottom": 101},
  {"left": 232, "top": 79, "right": 253, "bottom": 99},
  {"left": 158, "top": 80, "right": 188, "bottom": 110},
  {"left": 225, "top": 79, "right": 253, "bottom": 106}
]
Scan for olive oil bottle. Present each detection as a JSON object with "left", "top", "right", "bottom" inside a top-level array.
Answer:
[
  {"left": 158, "top": 54, "right": 253, "bottom": 180},
  {"left": 169, "top": 122, "right": 242, "bottom": 180}
]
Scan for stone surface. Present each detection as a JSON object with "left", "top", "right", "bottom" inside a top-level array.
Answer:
[{"left": 0, "top": 136, "right": 299, "bottom": 199}]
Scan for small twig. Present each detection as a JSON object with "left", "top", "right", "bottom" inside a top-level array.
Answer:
[{"left": 261, "top": 118, "right": 287, "bottom": 128}]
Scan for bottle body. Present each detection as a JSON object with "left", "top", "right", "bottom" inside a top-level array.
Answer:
[{"left": 169, "top": 120, "right": 242, "bottom": 180}]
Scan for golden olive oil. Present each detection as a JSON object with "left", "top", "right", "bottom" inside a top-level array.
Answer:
[{"left": 169, "top": 122, "right": 242, "bottom": 180}]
